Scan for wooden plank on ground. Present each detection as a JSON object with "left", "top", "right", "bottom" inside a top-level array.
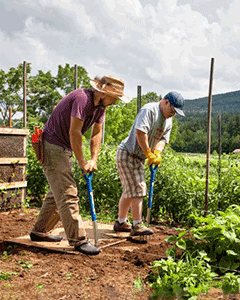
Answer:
[{"left": 6, "top": 221, "right": 139, "bottom": 253}]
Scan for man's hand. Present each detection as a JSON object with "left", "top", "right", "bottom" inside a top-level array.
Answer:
[
  {"left": 81, "top": 159, "right": 97, "bottom": 176},
  {"left": 144, "top": 149, "right": 157, "bottom": 166},
  {"left": 153, "top": 150, "right": 162, "bottom": 166}
]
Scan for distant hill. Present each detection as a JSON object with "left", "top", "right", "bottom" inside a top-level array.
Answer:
[{"left": 184, "top": 90, "right": 240, "bottom": 114}]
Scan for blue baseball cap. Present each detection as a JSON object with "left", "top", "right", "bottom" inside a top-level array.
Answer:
[{"left": 164, "top": 91, "right": 185, "bottom": 116}]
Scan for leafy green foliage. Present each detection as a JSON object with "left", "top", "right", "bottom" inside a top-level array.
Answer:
[
  {"left": 27, "top": 70, "right": 61, "bottom": 124},
  {"left": 173, "top": 112, "right": 240, "bottom": 153},
  {"left": 56, "top": 64, "right": 91, "bottom": 94},
  {"left": 27, "top": 63, "right": 91, "bottom": 124},
  {"left": 133, "top": 276, "right": 143, "bottom": 292},
  {"left": 0, "top": 270, "right": 18, "bottom": 280},
  {"left": 18, "top": 259, "right": 33, "bottom": 270},
  {"left": 221, "top": 273, "right": 240, "bottom": 295},
  {"left": 0, "top": 62, "right": 91, "bottom": 126},
  {"left": 184, "top": 90, "right": 240, "bottom": 115},
  {"left": 0, "top": 63, "right": 31, "bottom": 126},
  {"left": 147, "top": 251, "right": 240, "bottom": 299},
  {"left": 166, "top": 205, "right": 240, "bottom": 275},
  {"left": 73, "top": 144, "right": 122, "bottom": 218},
  {"left": 26, "top": 136, "right": 48, "bottom": 205},
  {"left": 149, "top": 150, "right": 240, "bottom": 224},
  {"left": 148, "top": 253, "right": 218, "bottom": 300}
]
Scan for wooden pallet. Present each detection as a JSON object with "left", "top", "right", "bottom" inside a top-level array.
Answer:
[{"left": 6, "top": 221, "right": 140, "bottom": 254}]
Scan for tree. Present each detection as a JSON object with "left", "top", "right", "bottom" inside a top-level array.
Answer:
[
  {"left": 27, "top": 70, "right": 61, "bottom": 124},
  {"left": 0, "top": 63, "right": 31, "bottom": 126},
  {"left": 56, "top": 64, "right": 91, "bottom": 95},
  {"left": 27, "top": 63, "right": 91, "bottom": 124}
]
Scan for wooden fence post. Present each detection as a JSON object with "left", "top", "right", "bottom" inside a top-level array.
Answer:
[{"left": 205, "top": 58, "right": 215, "bottom": 215}]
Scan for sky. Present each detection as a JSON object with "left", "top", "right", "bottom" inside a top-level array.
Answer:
[{"left": 0, "top": 0, "right": 239, "bottom": 101}]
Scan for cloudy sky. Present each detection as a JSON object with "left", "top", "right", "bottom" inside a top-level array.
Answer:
[{"left": 0, "top": 0, "right": 239, "bottom": 100}]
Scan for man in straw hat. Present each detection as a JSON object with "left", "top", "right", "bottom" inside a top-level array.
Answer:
[
  {"left": 30, "top": 75, "right": 129, "bottom": 255},
  {"left": 113, "top": 91, "right": 185, "bottom": 238}
]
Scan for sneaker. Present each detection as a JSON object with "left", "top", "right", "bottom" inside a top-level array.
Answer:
[
  {"left": 113, "top": 220, "right": 132, "bottom": 232},
  {"left": 74, "top": 241, "right": 100, "bottom": 255},
  {"left": 130, "top": 223, "right": 154, "bottom": 236}
]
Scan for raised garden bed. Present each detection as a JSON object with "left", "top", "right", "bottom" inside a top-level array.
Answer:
[{"left": 0, "top": 127, "right": 29, "bottom": 210}]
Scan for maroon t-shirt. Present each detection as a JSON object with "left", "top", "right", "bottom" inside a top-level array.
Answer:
[{"left": 43, "top": 88, "right": 106, "bottom": 151}]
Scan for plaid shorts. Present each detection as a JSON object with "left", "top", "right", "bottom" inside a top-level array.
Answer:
[{"left": 116, "top": 149, "right": 147, "bottom": 198}]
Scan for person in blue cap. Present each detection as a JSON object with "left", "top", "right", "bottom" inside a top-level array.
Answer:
[{"left": 113, "top": 91, "right": 185, "bottom": 237}]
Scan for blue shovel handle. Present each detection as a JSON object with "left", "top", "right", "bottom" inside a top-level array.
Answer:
[
  {"left": 148, "top": 164, "right": 158, "bottom": 209},
  {"left": 82, "top": 171, "right": 97, "bottom": 222},
  {"left": 82, "top": 170, "right": 98, "bottom": 247},
  {"left": 147, "top": 164, "right": 158, "bottom": 226}
]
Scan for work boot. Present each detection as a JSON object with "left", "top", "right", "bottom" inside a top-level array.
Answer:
[
  {"left": 113, "top": 220, "right": 132, "bottom": 232},
  {"left": 74, "top": 240, "right": 100, "bottom": 256},
  {"left": 30, "top": 232, "right": 63, "bottom": 242},
  {"left": 130, "top": 223, "right": 154, "bottom": 237}
]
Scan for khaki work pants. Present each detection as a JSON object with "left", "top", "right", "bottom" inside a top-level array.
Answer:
[{"left": 32, "top": 140, "right": 86, "bottom": 245}]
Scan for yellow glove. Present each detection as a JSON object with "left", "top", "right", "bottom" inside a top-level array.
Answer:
[
  {"left": 153, "top": 150, "right": 162, "bottom": 166},
  {"left": 144, "top": 149, "right": 156, "bottom": 166}
]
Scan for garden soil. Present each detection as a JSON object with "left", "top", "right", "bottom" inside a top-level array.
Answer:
[{"left": 0, "top": 208, "right": 239, "bottom": 300}]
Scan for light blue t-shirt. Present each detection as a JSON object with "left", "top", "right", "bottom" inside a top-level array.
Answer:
[{"left": 119, "top": 102, "right": 172, "bottom": 159}]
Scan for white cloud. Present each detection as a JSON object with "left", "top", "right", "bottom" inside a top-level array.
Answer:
[{"left": 0, "top": 0, "right": 239, "bottom": 100}]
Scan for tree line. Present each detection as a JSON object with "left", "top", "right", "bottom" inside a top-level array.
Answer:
[
  {"left": 172, "top": 112, "right": 240, "bottom": 153},
  {"left": 0, "top": 63, "right": 239, "bottom": 153}
]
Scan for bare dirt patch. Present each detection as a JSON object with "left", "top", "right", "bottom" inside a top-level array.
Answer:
[{"left": 0, "top": 208, "right": 238, "bottom": 299}]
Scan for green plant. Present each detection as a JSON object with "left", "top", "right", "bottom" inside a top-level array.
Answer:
[
  {"left": 2, "top": 250, "right": 11, "bottom": 260},
  {"left": 133, "top": 276, "right": 143, "bottom": 292},
  {"left": 165, "top": 205, "right": 240, "bottom": 274},
  {"left": 18, "top": 259, "right": 33, "bottom": 270},
  {"left": 74, "top": 144, "right": 122, "bottom": 218},
  {"left": 0, "top": 270, "right": 18, "bottom": 280},
  {"left": 148, "top": 252, "right": 218, "bottom": 300},
  {"left": 26, "top": 136, "right": 48, "bottom": 205},
  {"left": 221, "top": 273, "right": 240, "bottom": 295},
  {"left": 37, "top": 283, "right": 44, "bottom": 291}
]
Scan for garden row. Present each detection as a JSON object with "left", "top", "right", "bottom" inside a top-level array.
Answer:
[{"left": 26, "top": 140, "right": 240, "bottom": 224}]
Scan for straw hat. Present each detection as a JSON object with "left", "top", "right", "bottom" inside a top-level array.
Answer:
[{"left": 90, "top": 75, "right": 130, "bottom": 103}]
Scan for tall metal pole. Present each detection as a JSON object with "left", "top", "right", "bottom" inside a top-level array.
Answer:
[
  {"left": 23, "top": 61, "right": 27, "bottom": 128},
  {"left": 137, "top": 85, "right": 141, "bottom": 113},
  {"left": 205, "top": 58, "right": 214, "bottom": 215},
  {"left": 74, "top": 64, "right": 78, "bottom": 90}
]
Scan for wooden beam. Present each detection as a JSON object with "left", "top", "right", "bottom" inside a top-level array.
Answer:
[
  {"left": 0, "top": 128, "right": 29, "bottom": 135},
  {"left": 0, "top": 181, "right": 27, "bottom": 190},
  {"left": 0, "top": 158, "right": 27, "bottom": 165}
]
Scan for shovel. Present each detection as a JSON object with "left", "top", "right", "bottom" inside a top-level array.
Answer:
[
  {"left": 83, "top": 171, "right": 98, "bottom": 247},
  {"left": 146, "top": 164, "right": 158, "bottom": 227}
]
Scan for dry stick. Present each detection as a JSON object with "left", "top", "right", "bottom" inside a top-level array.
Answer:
[
  {"left": 205, "top": 58, "right": 215, "bottom": 215},
  {"left": 99, "top": 238, "right": 128, "bottom": 249}
]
